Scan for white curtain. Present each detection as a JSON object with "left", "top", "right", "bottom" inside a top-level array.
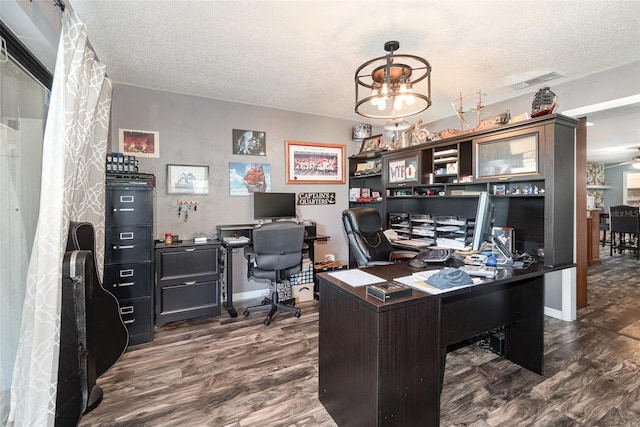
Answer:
[{"left": 8, "top": 8, "right": 111, "bottom": 427}]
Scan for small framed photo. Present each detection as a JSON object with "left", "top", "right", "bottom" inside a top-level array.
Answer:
[
  {"left": 119, "top": 129, "right": 160, "bottom": 158},
  {"left": 359, "top": 134, "right": 382, "bottom": 153},
  {"left": 492, "top": 226, "right": 515, "bottom": 253},
  {"left": 167, "top": 164, "right": 209, "bottom": 194}
]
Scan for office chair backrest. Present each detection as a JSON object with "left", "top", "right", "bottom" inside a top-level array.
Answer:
[
  {"left": 342, "top": 207, "right": 394, "bottom": 266},
  {"left": 251, "top": 221, "right": 305, "bottom": 273},
  {"left": 609, "top": 205, "right": 640, "bottom": 233}
]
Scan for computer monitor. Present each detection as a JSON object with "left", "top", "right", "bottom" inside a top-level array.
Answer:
[
  {"left": 472, "top": 192, "right": 495, "bottom": 251},
  {"left": 471, "top": 192, "right": 514, "bottom": 266},
  {"left": 253, "top": 192, "right": 296, "bottom": 221}
]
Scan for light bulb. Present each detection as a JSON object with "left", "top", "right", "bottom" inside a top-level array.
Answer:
[
  {"left": 380, "top": 82, "right": 389, "bottom": 96},
  {"left": 399, "top": 82, "right": 408, "bottom": 94},
  {"left": 405, "top": 93, "right": 415, "bottom": 105},
  {"left": 394, "top": 97, "right": 403, "bottom": 111},
  {"left": 370, "top": 87, "right": 379, "bottom": 106},
  {"left": 377, "top": 99, "right": 386, "bottom": 111}
]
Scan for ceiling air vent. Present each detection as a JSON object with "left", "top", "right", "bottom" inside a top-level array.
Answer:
[{"left": 511, "top": 72, "right": 562, "bottom": 90}]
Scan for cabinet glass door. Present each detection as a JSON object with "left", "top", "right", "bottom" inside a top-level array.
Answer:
[{"left": 475, "top": 133, "right": 538, "bottom": 178}]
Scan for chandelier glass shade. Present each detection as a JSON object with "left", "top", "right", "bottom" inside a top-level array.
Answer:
[{"left": 355, "top": 41, "right": 432, "bottom": 119}]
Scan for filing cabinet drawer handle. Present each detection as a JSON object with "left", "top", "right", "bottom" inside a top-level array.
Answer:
[
  {"left": 120, "top": 195, "right": 135, "bottom": 203},
  {"left": 120, "top": 306, "right": 134, "bottom": 314},
  {"left": 113, "top": 245, "right": 135, "bottom": 250},
  {"left": 184, "top": 248, "right": 196, "bottom": 252},
  {"left": 115, "top": 282, "right": 135, "bottom": 288},
  {"left": 184, "top": 281, "right": 197, "bottom": 285},
  {"left": 113, "top": 208, "right": 135, "bottom": 212},
  {"left": 120, "top": 269, "right": 134, "bottom": 277},
  {"left": 119, "top": 232, "right": 134, "bottom": 239},
  {"left": 123, "top": 319, "right": 135, "bottom": 324}
]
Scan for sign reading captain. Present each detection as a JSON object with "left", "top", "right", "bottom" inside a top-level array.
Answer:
[{"left": 297, "top": 192, "right": 336, "bottom": 205}]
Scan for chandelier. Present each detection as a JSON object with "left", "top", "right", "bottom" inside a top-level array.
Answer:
[{"left": 355, "top": 41, "right": 432, "bottom": 119}]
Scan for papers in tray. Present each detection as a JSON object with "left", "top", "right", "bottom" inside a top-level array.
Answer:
[
  {"left": 394, "top": 270, "right": 480, "bottom": 294},
  {"left": 327, "top": 269, "right": 386, "bottom": 287}
]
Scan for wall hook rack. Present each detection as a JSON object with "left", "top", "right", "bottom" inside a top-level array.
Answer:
[{"left": 178, "top": 200, "right": 200, "bottom": 222}]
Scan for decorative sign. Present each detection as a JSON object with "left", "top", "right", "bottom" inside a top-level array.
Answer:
[
  {"left": 297, "top": 192, "right": 336, "bottom": 205},
  {"left": 388, "top": 157, "right": 418, "bottom": 183}
]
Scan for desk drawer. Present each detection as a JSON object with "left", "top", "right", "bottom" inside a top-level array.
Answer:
[
  {"left": 105, "top": 226, "right": 152, "bottom": 263},
  {"left": 104, "top": 262, "right": 152, "bottom": 300},
  {"left": 156, "top": 245, "right": 220, "bottom": 284},
  {"left": 159, "top": 280, "right": 219, "bottom": 314},
  {"left": 118, "top": 297, "right": 153, "bottom": 344},
  {"left": 105, "top": 188, "right": 153, "bottom": 226}
]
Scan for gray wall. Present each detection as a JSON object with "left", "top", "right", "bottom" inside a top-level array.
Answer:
[{"left": 109, "top": 84, "right": 362, "bottom": 299}]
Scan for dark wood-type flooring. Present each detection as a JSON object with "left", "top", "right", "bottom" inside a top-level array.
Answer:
[{"left": 80, "top": 246, "right": 640, "bottom": 426}]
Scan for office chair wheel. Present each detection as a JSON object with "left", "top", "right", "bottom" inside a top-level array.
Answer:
[
  {"left": 243, "top": 310, "right": 250, "bottom": 317},
  {"left": 295, "top": 312, "right": 301, "bottom": 318},
  {"left": 264, "top": 317, "right": 271, "bottom": 326}
]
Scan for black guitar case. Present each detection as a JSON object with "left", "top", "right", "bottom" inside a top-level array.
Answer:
[{"left": 55, "top": 222, "right": 129, "bottom": 426}]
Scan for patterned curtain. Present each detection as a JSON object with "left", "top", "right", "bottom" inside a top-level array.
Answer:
[{"left": 8, "top": 9, "right": 111, "bottom": 426}]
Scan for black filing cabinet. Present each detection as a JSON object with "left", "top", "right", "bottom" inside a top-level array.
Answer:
[
  {"left": 155, "top": 241, "right": 222, "bottom": 327},
  {"left": 104, "top": 177, "right": 155, "bottom": 346}
]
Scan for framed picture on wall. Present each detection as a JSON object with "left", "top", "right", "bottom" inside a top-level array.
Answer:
[
  {"left": 167, "top": 164, "right": 209, "bottom": 194},
  {"left": 285, "top": 140, "right": 345, "bottom": 184},
  {"left": 232, "top": 129, "right": 266, "bottom": 156},
  {"left": 119, "top": 128, "right": 160, "bottom": 158},
  {"left": 229, "top": 162, "right": 271, "bottom": 196}
]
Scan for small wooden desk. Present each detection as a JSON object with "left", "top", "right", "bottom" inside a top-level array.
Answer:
[
  {"left": 218, "top": 223, "right": 329, "bottom": 317},
  {"left": 317, "top": 261, "right": 563, "bottom": 426}
]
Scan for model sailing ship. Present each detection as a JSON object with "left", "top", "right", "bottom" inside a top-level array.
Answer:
[{"left": 439, "top": 90, "right": 510, "bottom": 139}]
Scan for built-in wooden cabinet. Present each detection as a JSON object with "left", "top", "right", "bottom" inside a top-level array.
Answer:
[{"left": 348, "top": 114, "right": 578, "bottom": 267}]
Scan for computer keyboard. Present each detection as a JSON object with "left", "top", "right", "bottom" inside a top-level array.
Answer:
[{"left": 413, "top": 248, "right": 453, "bottom": 263}]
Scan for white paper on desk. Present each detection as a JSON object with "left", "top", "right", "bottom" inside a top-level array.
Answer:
[
  {"left": 394, "top": 272, "right": 480, "bottom": 294},
  {"left": 327, "top": 269, "right": 386, "bottom": 287}
]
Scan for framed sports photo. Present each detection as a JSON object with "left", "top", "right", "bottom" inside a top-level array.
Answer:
[{"left": 285, "top": 140, "right": 345, "bottom": 184}]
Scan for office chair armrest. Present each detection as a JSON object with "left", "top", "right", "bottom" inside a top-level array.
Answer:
[
  {"left": 365, "top": 260, "right": 395, "bottom": 266},
  {"left": 390, "top": 250, "right": 418, "bottom": 261}
]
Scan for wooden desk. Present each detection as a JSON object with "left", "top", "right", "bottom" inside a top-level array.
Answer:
[
  {"left": 218, "top": 222, "right": 329, "bottom": 317},
  {"left": 317, "top": 262, "right": 557, "bottom": 426}
]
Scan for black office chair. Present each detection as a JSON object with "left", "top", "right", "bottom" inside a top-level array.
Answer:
[
  {"left": 342, "top": 207, "right": 415, "bottom": 266},
  {"left": 609, "top": 205, "right": 639, "bottom": 259},
  {"left": 243, "top": 221, "right": 305, "bottom": 325}
]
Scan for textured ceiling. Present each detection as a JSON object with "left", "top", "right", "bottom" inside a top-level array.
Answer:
[{"left": 66, "top": 0, "right": 640, "bottom": 163}]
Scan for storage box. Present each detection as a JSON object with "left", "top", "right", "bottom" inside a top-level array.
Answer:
[
  {"left": 292, "top": 283, "right": 314, "bottom": 303},
  {"left": 275, "top": 280, "right": 292, "bottom": 301},
  {"left": 292, "top": 258, "right": 313, "bottom": 284}
]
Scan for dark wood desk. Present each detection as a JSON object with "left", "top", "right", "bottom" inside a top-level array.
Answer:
[
  {"left": 318, "top": 261, "right": 560, "bottom": 426},
  {"left": 218, "top": 223, "right": 329, "bottom": 317}
]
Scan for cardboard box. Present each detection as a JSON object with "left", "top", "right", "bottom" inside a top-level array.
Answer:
[{"left": 292, "top": 283, "right": 314, "bottom": 303}]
